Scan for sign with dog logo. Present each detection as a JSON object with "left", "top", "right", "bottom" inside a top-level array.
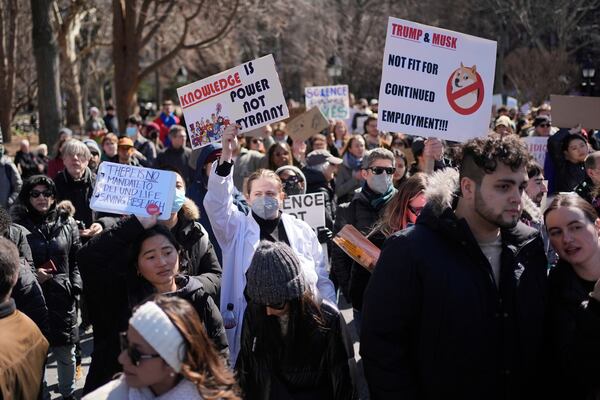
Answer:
[{"left": 377, "top": 17, "right": 497, "bottom": 142}]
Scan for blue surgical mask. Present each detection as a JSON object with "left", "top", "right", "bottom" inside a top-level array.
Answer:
[
  {"left": 251, "top": 196, "right": 279, "bottom": 220},
  {"left": 171, "top": 188, "right": 186, "bottom": 214},
  {"left": 125, "top": 126, "right": 138, "bottom": 138}
]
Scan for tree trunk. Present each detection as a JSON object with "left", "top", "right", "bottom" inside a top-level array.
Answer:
[
  {"left": 112, "top": 0, "right": 140, "bottom": 130},
  {"left": 0, "top": 0, "right": 18, "bottom": 143},
  {"left": 58, "top": 15, "right": 85, "bottom": 129},
  {"left": 31, "top": 0, "right": 62, "bottom": 146}
]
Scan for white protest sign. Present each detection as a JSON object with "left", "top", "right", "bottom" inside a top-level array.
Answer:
[
  {"left": 177, "top": 54, "right": 289, "bottom": 149},
  {"left": 522, "top": 136, "right": 548, "bottom": 167},
  {"left": 90, "top": 162, "right": 176, "bottom": 220},
  {"left": 305, "top": 85, "right": 350, "bottom": 119},
  {"left": 377, "top": 17, "right": 497, "bottom": 142},
  {"left": 282, "top": 193, "right": 326, "bottom": 229}
]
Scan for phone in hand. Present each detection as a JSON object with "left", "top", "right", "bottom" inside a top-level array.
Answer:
[{"left": 40, "top": 259, "right": 57, "bottom": 274}]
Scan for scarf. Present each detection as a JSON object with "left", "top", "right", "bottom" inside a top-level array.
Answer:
[
  {"left": 361, "top": 181, "right": 397, "bottom": 209},
  {"left": 160, "top": 112, "right": 177, "bottom": 127},
  {"left": 343, "top": 152, "right": 363, "bottom": 171},
  {"left": 129, "top": 377, "right": 203, "bottom": 399}
]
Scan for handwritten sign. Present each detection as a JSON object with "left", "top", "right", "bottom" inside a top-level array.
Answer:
[
  {"left": 282, "top": 193, "right": 326, "bottom": 229},
  {"left": 305, "top": 85, "right": 350, "bottom": 119},
  {"left": 286, "top": 107, "right": 330, "bottom": 142},
  {"left": 377, "top": 17, "right": 497, "bottom": 142},
  {"left": 551, "top": 95, "right": 600, "bottom": 130},
  {"left": 90, "top": 162, "right": 176, "bottom": 220},
  {"left": 177, "top": 54, "right": 289, "bottom": 149},
  {"left": 522, "top": 136, "right": 548, "bottom": 167}
]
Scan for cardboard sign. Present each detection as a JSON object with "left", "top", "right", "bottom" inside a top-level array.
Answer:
[
  {"left": 305, "top": 85, "right": 350, "bottom": 119},
  {"left": 281, "top": 193, "right": 326, "bottom": 229},
  {"left": 550, "top": 95, "right": 600, "bottom": 130},
  {"left": 177, "top": 54, "right": 289, "bottom": 149},
  {"left": 377, "top": 17, "right": 497, "bottom": 142},
  {"left": 522, "top": 136, "right": 548, "bottom": 167},
  {"left": 286, "top": 107, "right": 330, "bottom": 142},
  {"left": 90, "top": 162, "right": 176, "bottom": 220}
]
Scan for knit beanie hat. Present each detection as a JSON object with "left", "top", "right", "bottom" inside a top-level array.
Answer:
[
  {"left": 129, "top": 301, "right": 186, "bottom": 373},
  {"left": 245, "top": 241, "right": 307, "bottom": 305}
]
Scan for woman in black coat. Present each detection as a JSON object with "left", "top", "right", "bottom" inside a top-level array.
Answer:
[
  {"left": 545, "top": 193, "right": 600, "bottom": 399},
  {"left": 237, "top": 241, "right": 356, "bottom": 400},
  {"left": 11, "top": 174, "right": 82, "bottom": 399},
  {"left": 77, "top": 215, "right": 228, "bottom": 395}
]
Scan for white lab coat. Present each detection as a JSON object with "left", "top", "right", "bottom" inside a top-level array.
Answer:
[{"left": 203, "top": 163, "right": 336, "bottom": 363}]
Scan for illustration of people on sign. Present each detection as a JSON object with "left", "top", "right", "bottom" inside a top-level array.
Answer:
[
  {"left": 187, "top": 102, "right": 232, "bottom": 148},
  {"left": 446, "top": 62, "right": 484, "bottom": 115}
]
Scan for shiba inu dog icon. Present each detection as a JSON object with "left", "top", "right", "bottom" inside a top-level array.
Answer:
[{"left": 446, "top": 62, "right": 484, "bottom": 115}]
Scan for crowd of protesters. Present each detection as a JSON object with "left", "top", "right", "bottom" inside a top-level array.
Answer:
[{"left": 1, "top": 96, "right": 600, "bottom": 400}]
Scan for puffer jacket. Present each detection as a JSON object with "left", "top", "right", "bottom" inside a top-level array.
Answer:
[
  {"left": 547, "top": 260, "right": 600, "bottom": 400},
  {"left": 236, "top": 299, "right": 357, "bottom": 400},
  {"left": 361, "top": 168, "right": 548, "bottom": 400},
  {"left": 77, "top": 216, "right": 229, "bottom": 393},
  {"left": 12, "top": 203, "right": 82, "bottom": 346}
]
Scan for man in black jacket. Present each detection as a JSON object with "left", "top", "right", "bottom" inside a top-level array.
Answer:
[{"left": 361, "top": 135, "right": 548, "bottom": 400}]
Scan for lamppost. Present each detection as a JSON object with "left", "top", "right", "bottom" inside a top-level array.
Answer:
[
  {"left": 581, "top": 57, "right": 596, "bottom": 96},
  {"left": 327, "top": 55, "right": 343, "bottom": 85}
]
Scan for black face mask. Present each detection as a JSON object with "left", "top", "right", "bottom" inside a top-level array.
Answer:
[{"left": 282, "top": 176, "right": 303, "bottom": 196}]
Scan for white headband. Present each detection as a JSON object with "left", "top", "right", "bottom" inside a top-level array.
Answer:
[{"left": 129, "top": 301, "right": 186, "bottom": 373}]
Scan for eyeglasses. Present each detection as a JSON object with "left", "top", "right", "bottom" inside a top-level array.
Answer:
[
  {"left": 538, "top": 123, "right": 551, "bottom": 128},
  {"left": 408, "top": 204, "right": 423, "bottom": 216},
  {"left": 119, "top": 332, "right": 161, "bottom": 366},
  {"left": 366, "top": 167, "right": 395, "bottom": 175},
  {"left": 265, "top": 301, "right": 287, "bottom": 310},
  {"left": 30, "top": 190, "right": 53, "bottom": 198}
]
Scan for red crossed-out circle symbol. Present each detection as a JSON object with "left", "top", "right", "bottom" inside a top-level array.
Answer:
[
  {"left": 146, "top": 203, "right": 161, "bottom": 216},
  {"left": 446, "top": 69, "right": 484, "bottom": 116}
]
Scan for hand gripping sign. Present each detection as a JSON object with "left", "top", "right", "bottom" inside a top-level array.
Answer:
[
  {"left": 377, "top": 17, "right": 497, "bottom": 142},
  {"left": 177, "top": 54, "right": 289, "bottom": 149}
]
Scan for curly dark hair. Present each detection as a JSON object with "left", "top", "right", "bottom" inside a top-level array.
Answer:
[{"left": 458, "top": 134, "right": 529, "bottom": 184}]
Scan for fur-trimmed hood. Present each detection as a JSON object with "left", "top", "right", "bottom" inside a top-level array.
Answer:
[
  {"left": 180, "top": 197, "right": 200, "bottom": 221},
  {"left": 423, "top": 167, "right": 544, "bottom": 224}
]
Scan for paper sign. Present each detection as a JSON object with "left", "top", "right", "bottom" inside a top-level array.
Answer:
[
  {"left": 305, "top": 85, "right": 350, "bottom": 119},
  {"left": 522, "top": 136, "right": 548, "bottom": 167},
  {"left": 90, "top": 162, "right": 176, "bottom": 220},
  {"left": 286, "top": 107, "right": 330, "bottom": 142},
  {"left": 550, "top": 95, "right": 600, "bottom": 130},
  {"left": 177, "top": 54, "right": 289, "bottom": 149},
  {"left": 377, "top": 17, "right": 497, "bottom": 142},
  {"left": 281, "top": 193, "right": 326, "bottom": 229}
]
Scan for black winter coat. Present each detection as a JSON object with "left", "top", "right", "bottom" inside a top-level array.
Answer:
[
  {"left": 76, "top": 216, "right": 228, "bottom": 393},
  {"left": 12, "top": 205, "right": 82, "bottom": 346},
  {"left": 360, "top": 200, "right": 548, "bottom": 400},
  {"left": 236, "top": 299, "right": 357, "bottom": 400},
  {"left": 5, "top": 223, "right": 49, "bottom": 337},
  {"left": 54, "top": 167, "right": 96, "bottom": 228},
  {"left": 547, "top": 260, "right": 600, "bottom": 400}
]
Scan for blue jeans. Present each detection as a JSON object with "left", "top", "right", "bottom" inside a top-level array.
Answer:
[{"left": 50, "top": 344, "right": 76, "bottom": 397}]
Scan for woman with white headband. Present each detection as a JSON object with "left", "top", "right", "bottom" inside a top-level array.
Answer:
[{"left": 84, "top": 295, "right": 239, "bottom": 399}]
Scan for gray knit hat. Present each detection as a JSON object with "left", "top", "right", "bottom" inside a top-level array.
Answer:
[{"left": 245, "top": 241, "right": 307, "bottom": 305}]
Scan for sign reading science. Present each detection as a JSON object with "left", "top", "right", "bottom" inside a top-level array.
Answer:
[
  {"left": 177, "top": 54, "right": 289, "bottom": 149},
  {"left": 377, "top": 17, "right": 497, "bottom": 142}
]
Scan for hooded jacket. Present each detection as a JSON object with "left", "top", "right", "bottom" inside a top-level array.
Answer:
[
  {"left": 76, "top": 215, "right": 228, "bottom": 393},
  {"left": 188, "top": 143, "right": 249, "bottom": 263},
  {"left": 11, "top": 200, "right": 82, "bottom": 346},
  {"left": 360, "top": 168, "right": 548, "bottom": 400}
]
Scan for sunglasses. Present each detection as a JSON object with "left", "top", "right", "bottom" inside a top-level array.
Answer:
[
  {"left": 265, "top": 301, "right": 287, "bottom": 310},
  {"left": 30, "top": 190, "right": 53, "bottom": 199},
  {"left": 251, "top": 138, "right": 263, "bottom": 144},
  {"left": 119, "top": 332, "right": 161, "bottom": 366},
  {"left": 408, "top": 204, "right": 423, "bottom": 216},
  {"left": 366, "top": 167, "right": 396, "bottom": 175},
  {"left": 538, "top": 123, "right": 551, "bottom": 128}
]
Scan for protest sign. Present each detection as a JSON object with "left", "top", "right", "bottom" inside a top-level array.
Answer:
[
  {"left": 286, "top": 107, "right": 330, "bottom": 142},
  {"left": 177, "top": 54, "right": 289, "bottom": 149},
  {"left": 305, "top": 85, "right": 350, "bottom": 119},
  {"left": 90, "top": 162, "right": 176, "bottom": 220},
  {"left": 377, "top": 17, "right": 497, "bottom": 142},
  {"left": 522, "top": 136, "right": 548, "bottom": 167},
  {"left": 550, "top": 95, "right": 600, "bottom": 130},
  {"left": 281, "top": 193, "right": 326, "bottom": 229}
]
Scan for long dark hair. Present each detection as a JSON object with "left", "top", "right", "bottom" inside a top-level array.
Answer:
[
  {"left": 267, "top": 142, "right": 292, "bottom": 171},
  {"left": 139, "top": 295, "right": 240, "bottom": 399}
]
